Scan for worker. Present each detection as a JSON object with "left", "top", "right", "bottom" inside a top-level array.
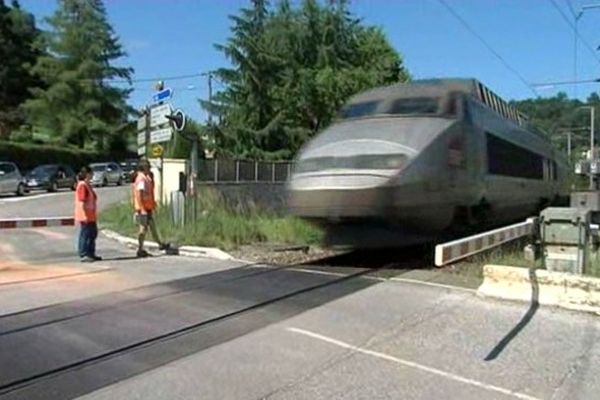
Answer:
[
  {"left": 133, "top": 159, "right": 169, "bottom": 257},
  {"left": 75, "top": 166, "right": 101, "bottom": 262}
]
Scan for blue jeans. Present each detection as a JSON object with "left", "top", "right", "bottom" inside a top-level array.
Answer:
[{"left": 78, "top": 222, "right": 98, "bottom": 258}]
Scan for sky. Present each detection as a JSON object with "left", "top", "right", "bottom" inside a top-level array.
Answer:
[{"left": 17, "top": 0, "right": 600, "bottom": 122}]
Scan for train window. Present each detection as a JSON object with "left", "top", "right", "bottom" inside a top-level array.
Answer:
[
  {"left": 340, "top": 101, "right": 380, "bottom": 119},
  {"left": 388, "top": 97, "right": 439, "bottom": 115},
  {"left": 486, "top": 133, "right": 544, "bottom": 180}
]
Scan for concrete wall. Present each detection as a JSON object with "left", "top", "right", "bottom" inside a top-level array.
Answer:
[
  {"left": 156, "top": 157, "right": 288, "bottom": 213},
  {"left": 200, "top": 182, "right": 288, "bottom": 213}
]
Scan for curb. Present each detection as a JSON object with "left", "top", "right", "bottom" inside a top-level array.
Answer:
[
  {"left": 100, "top": 229, "right": 234, "bottom": 261},
  {"left": 478, "top": 265, "right": 600, "bottom": 315}
]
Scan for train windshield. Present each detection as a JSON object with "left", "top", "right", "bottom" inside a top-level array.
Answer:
[
  {"left": 340, "top": 97, "right": 442, "bottom": 119},
  {"left": 388, "top": 97, "right": 439, "bottom": 115},
  {"left": 340, "top": 101, "right": 380, "bottom": 119}
]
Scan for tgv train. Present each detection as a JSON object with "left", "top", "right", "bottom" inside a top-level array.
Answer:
[{"left": 287, "top": 79, "right": 570, "bottom": 248}]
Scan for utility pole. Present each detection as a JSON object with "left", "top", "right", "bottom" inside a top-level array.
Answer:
[{"left": 591, "top": 106, "right": 595, "bottom": 190}]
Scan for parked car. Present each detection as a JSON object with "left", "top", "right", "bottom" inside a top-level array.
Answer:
[
  {"left": 90, "top": 162, "right": 124, "bottom": 186},
  {"left": 26, "top": 164, "right": 76, "bottom": 192},
  {"left": 0, "top": 162, "right": 28, "bottom": 196},
  {"left": 119, "top": 159, "right": 138, "bottom": 182}
]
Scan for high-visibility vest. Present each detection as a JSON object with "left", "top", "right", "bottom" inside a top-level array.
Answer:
[
  {"left": 74, "top": 181, "right": 97, "bottom": 222},
  {"left": 132, "top": 172, "right": 156, "bottom": 212}
]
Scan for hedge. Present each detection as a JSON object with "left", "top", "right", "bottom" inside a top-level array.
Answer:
[{"left": 0, "top": 141, "right": 107, "bottom": 172}]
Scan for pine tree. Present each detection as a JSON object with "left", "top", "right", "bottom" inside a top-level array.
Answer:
[
  {"left": 205, "top": 0, "right": 409, "bottom": 159},
  {"left": 24, "top": 0, "right": 133, "bottom": 151},
  {"left": 0, "top": 0, "right": 43, "bottom": 139}
]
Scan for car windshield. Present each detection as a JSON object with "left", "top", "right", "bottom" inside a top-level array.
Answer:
[
  {"left": 30, "top": 165, "right": 56, "bottom": 175},
  {"left": 91, "top": 165, "right": 106, "bottom": 172}
]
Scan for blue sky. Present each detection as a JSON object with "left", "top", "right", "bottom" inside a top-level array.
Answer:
[{"left": 18, "top": 0, "right": 600, "bottom": 122}]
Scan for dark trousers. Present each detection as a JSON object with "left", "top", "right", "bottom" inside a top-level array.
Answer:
[{"left": 78, "top": 222, "right": 98, "bottom": 257}]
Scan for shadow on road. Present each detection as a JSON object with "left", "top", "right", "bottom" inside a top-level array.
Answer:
[
  {"left": 0, "top": 262, "right": 381, "bottom": 400},
  {"left": 484, "top": 268, "right": 539, "bottom": 361}
]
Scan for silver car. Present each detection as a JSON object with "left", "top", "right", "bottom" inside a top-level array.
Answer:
[
  {"left": 90, "top": 162, "right": 124, "bottom": 187},
  {"left": 0, "top": 162, "right": 27, "bottom": 196}
]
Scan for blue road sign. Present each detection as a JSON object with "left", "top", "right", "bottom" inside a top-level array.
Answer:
[{"left": 152, "top": 88, "right": 173, "bottom": 103}]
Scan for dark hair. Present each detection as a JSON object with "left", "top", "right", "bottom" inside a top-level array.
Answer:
[
  {"left": 138, "top": 159, "right": 150, "bottom": 171},
  {"left": 78, "top": 166, "right": 91, "bottom": 181}
]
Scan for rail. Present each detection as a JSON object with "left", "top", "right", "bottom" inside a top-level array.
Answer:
[
  {"left": 434, "top": 218, "right": 538, "bottom": 267},
  {"left": 197, "top": 159, "right": 294, "bottom": 183}
]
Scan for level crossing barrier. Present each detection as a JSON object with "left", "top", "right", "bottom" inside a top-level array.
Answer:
[
  {"left": 434, "top": 217, "right": 538, "bottom": 266},
  {"left": 0, "top": 216, "right": 74, "bottom": 229}
]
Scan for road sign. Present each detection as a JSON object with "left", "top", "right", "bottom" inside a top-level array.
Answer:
[
  {"left": 137, "top": 116, "right": 147, "bottom": 131},
  {"left": 150, "top": 103, "right": 172, "bottom": 128},
  {"left": 137, "top": 145, "right": 146, "bottom": 156},
  {"left": 150, "top": 127, "right": 173, "bottom": 144},
  {"left": 152, "top": 144, "right": 164, "bottom": 158},
  {"left": 152, "top": 88, "right": 173, "bottom": 103},
  {"left": 137, "top": 132, "right": 146, "bottom": 146},
  {"left": 166, "top": 109, "right": 186, "bottom": 132}
]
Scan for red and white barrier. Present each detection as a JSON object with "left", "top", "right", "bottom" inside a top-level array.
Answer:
[
  {"left": 0, "top": 216, "right": 75, "bottom": 229},
  {"left": 434, "top": 217, "right": 537, "bottom": 267}
]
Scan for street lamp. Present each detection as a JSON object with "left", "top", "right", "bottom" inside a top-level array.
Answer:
[{"left": 577, "top": 105, "right": 596, "bottom": 189}]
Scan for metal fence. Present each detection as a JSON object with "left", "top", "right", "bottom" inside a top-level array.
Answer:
[{"left": 197, "top": 159, "right": 294, "bottom": 183}]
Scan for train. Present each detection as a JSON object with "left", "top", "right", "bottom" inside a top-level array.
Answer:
[{"left": 286, "top": 78, "right": 570, "bottom": 248}]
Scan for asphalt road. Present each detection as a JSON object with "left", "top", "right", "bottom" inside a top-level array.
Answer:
[{"left": 0, "top": 188, "right": 599, "bottom": 400}]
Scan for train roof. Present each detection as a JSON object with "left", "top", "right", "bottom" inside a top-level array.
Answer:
[{"left": 348, "top": 78, "right": 530, "bottom": 128}]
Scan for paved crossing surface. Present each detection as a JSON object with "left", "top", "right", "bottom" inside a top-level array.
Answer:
[{"left": 0, "top": 188, "right": 599, "bottom": 399}]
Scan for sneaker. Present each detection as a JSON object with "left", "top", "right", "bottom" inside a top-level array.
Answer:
[
  {"left": 158, "top": 242, "right": 171, "bottom": 251},
  {"left": 91, "top": 255, "right": 103, "bottom": 261},
  {"left": 80, "top": 256, "right": 95, "bottom": 263},
  {"left": 136, "top": 249, "right": 150, "bottom": 258}
]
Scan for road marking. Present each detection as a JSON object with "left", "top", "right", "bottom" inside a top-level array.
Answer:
[
  {"left": 0, "top": 192, "right": 64, "bottom": 203},
  {"left": 287, "top": 327, "right": 541, "bottom": 400},
  {"left": 388, "top": 277, "right": 477, "bottom": 293}
]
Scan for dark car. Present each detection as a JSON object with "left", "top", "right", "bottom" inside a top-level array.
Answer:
[{"left": 26, "top": 164, "right": 76, "bottom": 192}]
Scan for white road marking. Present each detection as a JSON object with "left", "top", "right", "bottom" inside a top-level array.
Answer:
[
  {"left": 287, "top": 327, "right": 541, "bottom": 400},
  {"left": 0, "top": 192, "right": 66, "bottom": 203},
  {"left": 389, "top": 277, "right": 477, "bottom": 293}
]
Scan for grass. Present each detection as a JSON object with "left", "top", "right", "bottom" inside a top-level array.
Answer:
[
  {"left": 452, "top": 239, "right": 600, "bottom": 279},
  {"left": 100, "top": 188, "right": 323, "bottom": 251}
]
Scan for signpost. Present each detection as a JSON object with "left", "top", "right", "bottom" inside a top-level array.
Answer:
[
  {"left": 150, "top": 127, "right": 173, "bottom": 144},
  {"left": 135, "top": 81, "right": 188, "bottom": 205},
  {"left": 150, "top": 103, "right": 172, "bottom": 127},
  {"left": 152, "top": 87, "right": 173, "bottom": 104},
  {"left": 152, "top": 144, "right": 164, "bottom": 158}
]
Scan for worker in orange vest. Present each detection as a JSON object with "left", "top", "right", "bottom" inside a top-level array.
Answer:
[
  {"left": 133, "top": 159, "right": 169, "bottom": 257},
  {"left": 75, "top": 166, "right": 101, "bottom": 262}
]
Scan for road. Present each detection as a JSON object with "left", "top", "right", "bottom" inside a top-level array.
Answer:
[{"left": 0, "top": 188, "right": 599, "bottom": 400}]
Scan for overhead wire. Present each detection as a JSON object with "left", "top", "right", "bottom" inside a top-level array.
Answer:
[
  {"left": 548, "top": 0, "right": 600, "bottom": 66},
  {"left": 436, "top": 0, "right": 539, "bottom": 96}
]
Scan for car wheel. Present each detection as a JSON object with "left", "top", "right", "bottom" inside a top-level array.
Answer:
[
  {"left": 16, "top": 183, "right": 25, "bottom": 196},
  {"left": 102, "top": 178, "right": 108, "bottom": 187},
  {"left": 116, "top": 177, "right": 123, "bottom": 186},
  {"left": 71, "top": 181, "right": 76, "bottom": 191}
]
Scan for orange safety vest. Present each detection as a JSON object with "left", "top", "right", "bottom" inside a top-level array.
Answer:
[
  {"left": 74, "top": 181, "right": 97, "bottom": 222},
  {"left": 133, "top": 172, "right": 156, "bottom": 212}
]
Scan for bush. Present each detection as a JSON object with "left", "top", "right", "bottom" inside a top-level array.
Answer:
[{"left": 0, "top": 141, "right": 107, "bottom": 172}]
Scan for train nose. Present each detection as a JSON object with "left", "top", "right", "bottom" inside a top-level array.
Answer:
[{"left": 287, "top": 140, "right": 416, "bottom": 218}]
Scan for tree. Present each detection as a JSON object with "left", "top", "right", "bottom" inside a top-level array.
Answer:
[
  {"left": 0, "top": 0, "right": 44, "bottom": 139},
  {"left": 204, "top": 0, "right": 409, "bottom": 159},
  {"left": 23, "top": 0, "right": 133, "bottom": 151}
]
